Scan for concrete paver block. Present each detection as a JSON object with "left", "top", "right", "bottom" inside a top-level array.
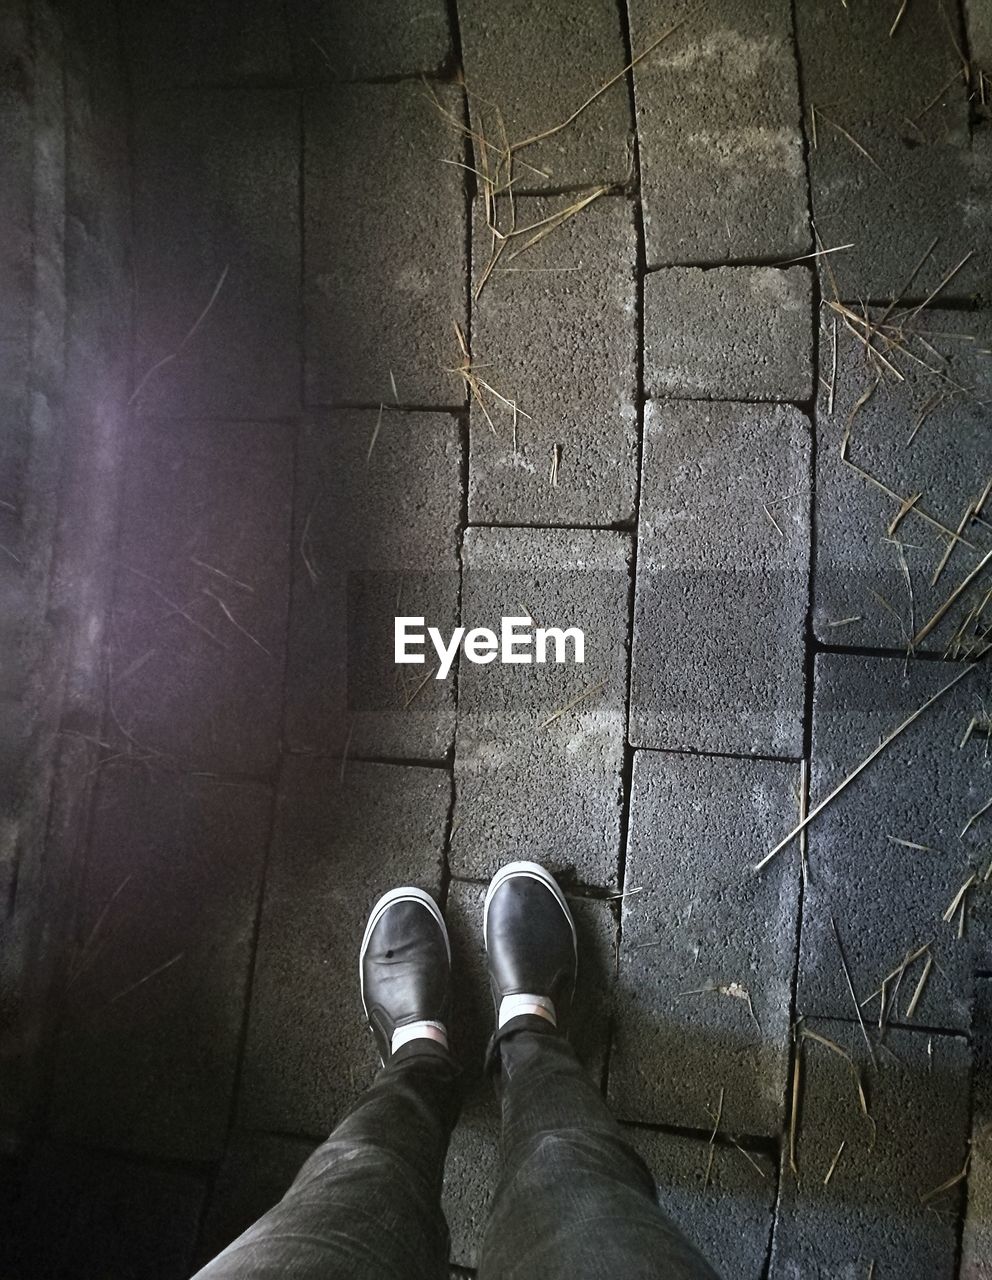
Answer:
[
  {"left": 196, "top": 1130, "right": 317, "bottom": 1267},
  {"left": 123, "top": 1, "right": 292, "bottom": 85},
  {"left": 967, "top": 0, "right": 992, "bottom": 75},
  {"left": 770, "top": 1021, "right": 971, "bottom": 1280},
  {"left": 630, "top": 400, "right": 810, "bottom": 757},
  {"left": 457, "top": 0, "right": 631, "bottom": 190},
  {"left": 812, "top": 310, "right": 992, "bottom": 655},
  {"left": 305, "top": 82, "right": 466, "bottom": 407},
  {"left": 627, "top": 1127, "right": 776, "bottom": 1280},
  {"left": 629, "top": 0, "right": 808, "bottom": 266},
  {"left": 451, "top": 527, "right": 631, "bottom": 889},
  {"left": 469, "top": 196, "right": 638, "bottom": 525},
  {"left": 610, "top": 752, "right": 801, "bottom": 1137},
  {"left": 442, "top": 1096, "right": 501, "bottom": 1271},
  {"left": 286, "top": 411, "right": 462, "bottom": 761},
  {"left": 962, "top": 979, "right": 991, "bottom": 1280},
  {"left": 288, "top": 0, "right": 450, "bottom": 80},
  {"left": 110, "top": 418, "right": 293, "bottom": 774},
  {"left": 797, "top": 654, "right": 992, "bottom": 1032},
  {"left": 644, "top": 267, "right": 813, "bottom": 401},
  {"left": 795, "top": 0, "right": 991, "bottom": 302},
  {"left": 133, "top": 89, "right": 300, "bottom": 418},
  {"left": 48, "top": 767, "right": 272, "bottom": 1161},
  {"left": 239, "top": 759, "right": 449, "bottom": 1135},
  {"left": 16, "top": 1144, "right": 204, "bottom": 1280}
]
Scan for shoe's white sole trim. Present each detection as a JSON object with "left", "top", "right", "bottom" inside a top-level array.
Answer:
[
  {"left": 483, "top": 860, "right": 578, "bottom": 952},
  {"left": 359, "top": 886, "right": 450, "bottom": 1017}
]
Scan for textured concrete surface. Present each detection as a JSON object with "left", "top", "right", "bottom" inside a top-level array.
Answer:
[
  {"left": 110, "top": 417, "right": 294, "bottom": 774},
  {"left": 15, "top": 1144, "right": 204, "bottom": 1280},
  {"left": 795, "top": 0, "right": 991, "bottom": 302},
  {"left": 288, "top": 0, "right": 450, "bottom": 80},
  {"left": 133, "top": 89, "right": 300, "bottom": 418},
  {"left": 458, "top": 0, "right": 631, "bottom": 191},
  {"left": 630, "top": 400, "right": 810, "bottom": 757},
  {"left": 452, "top": 527, "right": 631, "bottom": 889},
  {"left": 442, "top": 1096, "right": 501, "bottom": 1271},
  {"left": 469, "top": 196, "right": 638, "bottom": 526},
  {"left": 968, "top": 0, "right": 992, "bottom": 75},
  {"left": 628, "top": 1126, "right": 777, "bottom": 1280},
  {"left": 644, "top": 267, "right": 813, "bottom": 401},
  {"left": 813, "top": 309, "right": 992, "bottom": 655},
  {"left": 629, "top": 0, "right": 808, "bottom": 267},
  {"left": 286, "top": 411, "right": 462, "bottom": 760},
  {"left": 239, "top": 759, "right": 449, "bottom": 1135},
  {"left": 305, "top": 82, "right": 466, "bottom": 407},
  {"left": 770, "top": 1021, "right": 971, "bottom": 1280},
  {"left": 123, "top": 1, "right": 291, "bottom": 84},
  {"left": 610, "top": 752, "right": 801, "bottom": 1137},
  {"left": 48, "top": 766, "right": 271, "bottom": 1161},
  {"left": 196, "top": 1130, "right": 317, "bottom": 1267},
  {"left": 962, "top": 979, "right": 991, "bottom": 1280},
  {"left": 797, "top": 655, "right": 992, "bottom": 1032}
]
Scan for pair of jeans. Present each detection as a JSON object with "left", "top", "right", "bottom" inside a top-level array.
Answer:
[{"left": 193, "top": 1019, "right": 719, "bottom": 1279}]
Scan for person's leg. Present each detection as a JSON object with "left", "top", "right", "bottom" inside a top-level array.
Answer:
[
  {"left": 194, "top": 886, "right": 459, "bottom": 1280},
  {"left": 478, "top": 863, "right": 720, "bottom": 1280}
]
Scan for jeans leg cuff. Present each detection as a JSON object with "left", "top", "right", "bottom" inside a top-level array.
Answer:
[{"left": 484, "top": 1013, "right": 558, "bottom": 1075}]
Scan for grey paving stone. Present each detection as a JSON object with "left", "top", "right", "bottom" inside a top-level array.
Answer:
[
  {"left": 110, "top": 417, "right": 293, "bottom": 774},
  {"left": 770, "top": 1021, "right": 971, "bottom": 1280},
  {"left": 627, "top": 1127, "right": 776, "bottom": 1280},
  {"left": 48, "top": 767, "right": 272, "bottom": 1161},
  {"left": 795, "top": 0, "right": 991, "bottom": 302},
  {"left": 630, "top": 400, "right": 810, "bottom": 757},
  {"left": 797, "top": 654, "right": 992, "bottom": 1033},
  {"left": 610, "top": 752, "right": 801, "bottom": 1137},
  {"left": 962, "top": 979, "right": 991, "bottom": 1280},
  {"left": 445, "top": 878, "right": 617, "bottom": 1079},
  {"left": 457, "top": 0, "right": 631, "bottom": 190},
  {"left": 629, "top": 0, "right": 808, "bottom": 267},
  {"left": 644, "top": 267, "right": 813, "bottom": 401},
  {"left": 239, "top": 759, "right": 449, "bottom": 1135},
  {"left": 813, "top": 310, "right": 992, "bottom": 655},
  {"left": 451, "top": 527, "right": 631, "bottom": 889},
  {"left": 468, "top": 197, "right": 638, "bottom": 525},
  {"left": 133, "top": 89, "right": 300, "bottom": 418},
  {"left": 305, "top": 82, "right": 466, "bottom": 407},
  {"left": 123, "top": 1, "right": 292, "bottom": 85},
  {"left": 288, "top": 0, "right": 450, "bottom": 80},
  {"left": 442, "top": 1096, "right": 501, "bottom": 1271},
  {"left": 16, "top": 1144, "right": 204, "bottom": 1280},
  {"left": 196, "top": 1130, "right": 317, "bottom": 1267},
  {"left": 967, "top": 0, "right": 992, "bottom": 73},
  {"left": 286, "top": 411, "right": 462, "bottom": 761}
]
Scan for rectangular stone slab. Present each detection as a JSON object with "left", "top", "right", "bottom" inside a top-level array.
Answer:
[
  {"left": 629, "top": 0, "right": 809, "bottom": 266},
  {"left": 133, "top": 89, "right": 300, "bottom": 418},
  {"left": 797, "top": 654, "right": 992, "bottom": 1032},
  {"left": 457, "top": 0, "right": 631, "bottom": 190},
  {"left": 305, "top": 82, "right": 466, "bottom": 407},
  {"left": 451, "top": 527, "right": 631, "bottom": 889},
  {"left": 812, "top": 310, "right": 992, "bottom": 656},
  {"left": 627, "top": 1127, "right": 776, "bottom": 1280},
  {"left": 288, "top": 0, "right": 450, "bottom": 80},
  {"left": 770, "top": 1021, "right": 971, "bottom": 1280},
  {"left": 239, "top": 759, "right": 449, "bottom": 1135},
  {"left": 285, "top": 410, "right": 462, "bottom": 761},
  {"left": 630, "top": 400, "right": 810, "bottom": 757},
  {"left": 795, "top": 0, "right": 991, "bottom": 301},
  {"left": 469, "top": 196, "right": 638, "bottom": 525},
  {"left": 110, "top": 418, "right": 294, "bottom": 775},
  {"left": 961, "top": 979, "right": 991, "bottom": 1280},
  {"left": 644, "top": 267, "right": 813, "bottom": 402},
  {"left": 123, "top": 2, "right": 292, "bottom": 84},
  {"left": 610, "top": 751, "right": 801, "bottom": 1137},
  {"left": 48, "top": 767, "right": 272, "bottom": 1161}
]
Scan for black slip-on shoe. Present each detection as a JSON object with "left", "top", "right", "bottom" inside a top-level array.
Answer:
[
  {"left": 360, "top": 886, "right": 451, "bottom": 1064},
  {"left": 483, "top": 861, "right": 578, "bottom": 1037}
]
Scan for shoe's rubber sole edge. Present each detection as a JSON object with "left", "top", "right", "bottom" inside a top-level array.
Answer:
[
  {"left": 482, "top": 860, "right": 578, "bottom": 953},
  {"left": 359, "top": 886, "right": 450, "bottom": 1016}
]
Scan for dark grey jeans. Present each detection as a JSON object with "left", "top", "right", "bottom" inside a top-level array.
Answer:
[{"left": 193, "top": 1020, "right": 719, "bottom": 1279}]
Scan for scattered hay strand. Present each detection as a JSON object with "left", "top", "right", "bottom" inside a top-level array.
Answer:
[
  {"left": 549, "top": 443, "right": 561, "bottom": 487},
  {"left": 911, "top": 546, "right": 992, "bottom": 647},
  {"left": 367, "top": 403, "right": 385, "bottom": 462},
  {"left": 920, "top": 1154, "right": 970, "bottom": 1205},
  {"left": 190, "top": 557, "right": 254, "bottom": 593},
  {"left": 824, "top": 1139, "right": 846, "bottom": 1185},
  {"left": 961, "top": 794, "right": 992, "bottom": 837},
  {"left": 128, "top": 265, "right": 229, "bottom": 406},
  {"left": 887, "top": 836, "right": 941, "bottom": 853},
  {"left": 816, "top": 111, "right": 885, "bottom": 173},
  {"left": 826, "top": 616, "right": 862, "bottom": 628},
  {"left": 202, "top": 589, "right": 273, "bottom": 658},
  {"left": 755, "top": 655, "right": 987, "bottom": 870},
  {"left": 802, "top": 1027, "right": 875, "bottom": 1141},
  {"left": 538, "top": 679, "right": 606, "bottom": 730},
  {"left": 904, "top": 953, "right": 933, "bottom": 1020},
  {"left": 832, "top": 915, "right": 876, "bottom": 1067},
  {"left": 789, "top": 1046, "right": 802, "bottom": 1177},
  {"left": 942, "top": 873, "right": 977, "bottom": 923},
  {"left": 889, "top": 0, "right": 910, "bottom": 37},
  {"left": 931, "top": 500, "right": 975, "bottom": 587}
]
